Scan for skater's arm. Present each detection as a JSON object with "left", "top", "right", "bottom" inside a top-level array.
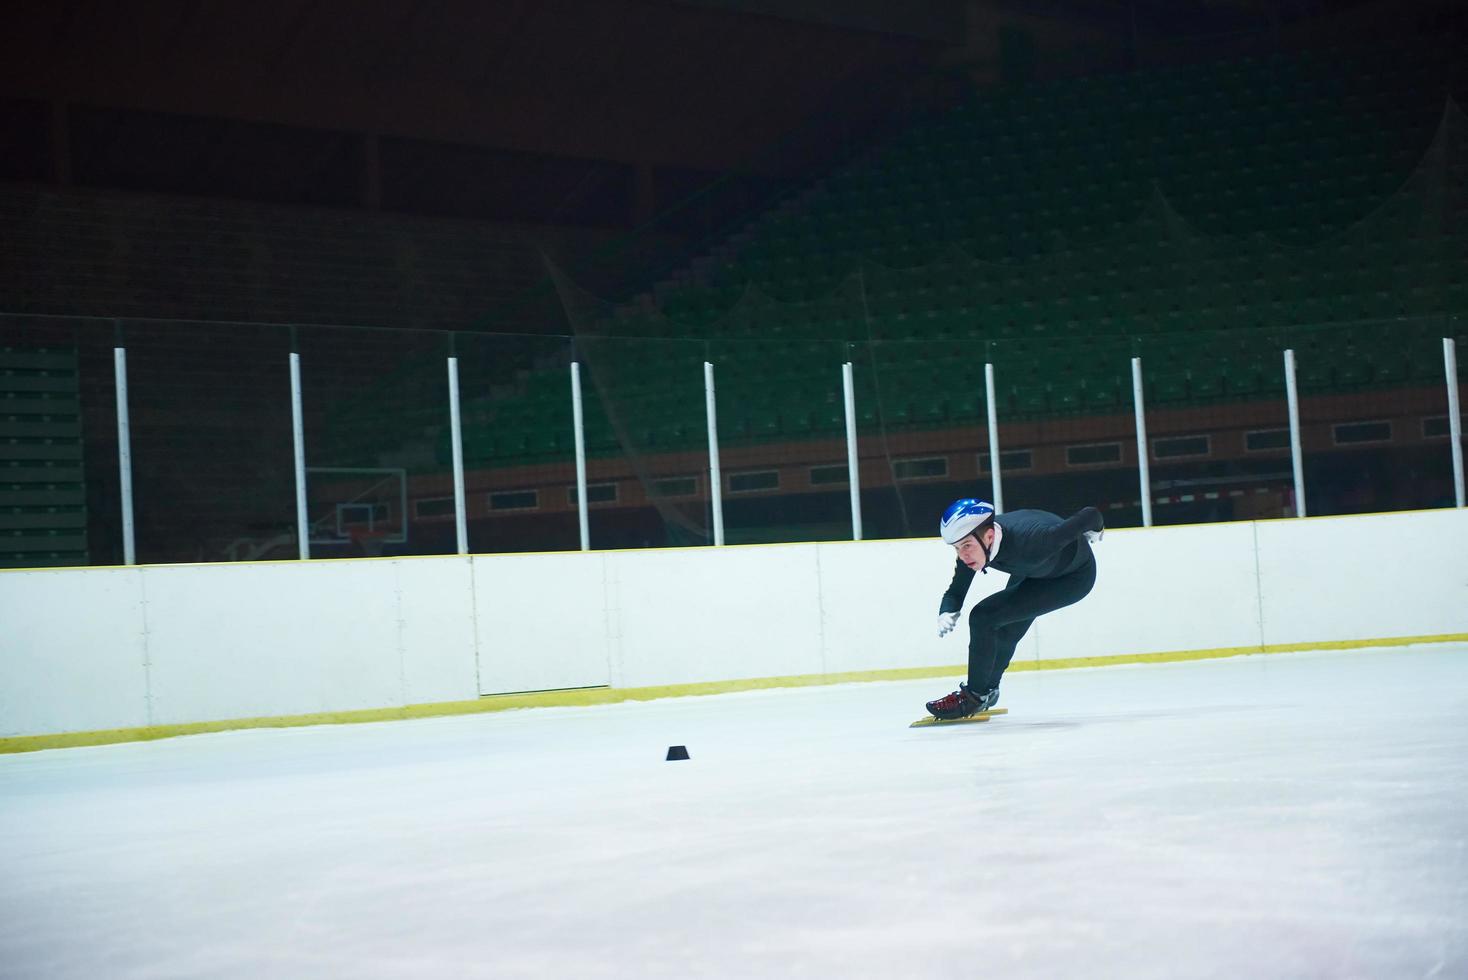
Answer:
[
  {"left": 939, "top": 558, "right": 975, "bottom": 614},
  {"left": 1026, "top": 506, "right": 1104, "bottom": 558}
]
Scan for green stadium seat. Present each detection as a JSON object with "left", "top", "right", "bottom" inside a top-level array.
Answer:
[{"left": 344, "top": 41, "right": 1462, "bottom": 479}]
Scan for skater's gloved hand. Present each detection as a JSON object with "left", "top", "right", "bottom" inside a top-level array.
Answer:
[
  {"left": 937, "top": 611, "right": 959, "bottom": 638},
  {"left": 1084, "top": 510, "right": 1104, "bottom": 545}
]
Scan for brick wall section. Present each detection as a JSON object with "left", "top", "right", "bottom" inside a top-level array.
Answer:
[{"left": 0, "top": 184, "right": 678, "bottom": 332}]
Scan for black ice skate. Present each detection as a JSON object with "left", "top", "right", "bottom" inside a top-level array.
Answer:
[{"left": 925, "top": 683, "right": 997, "bottom": 720}]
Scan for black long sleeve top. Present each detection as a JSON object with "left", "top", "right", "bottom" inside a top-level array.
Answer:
[{"left": 939, "top": 507, "right": 1104, "bottom": 614}]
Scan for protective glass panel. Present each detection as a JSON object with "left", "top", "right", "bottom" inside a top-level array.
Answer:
[
  {"left": 294, "top": 326, "right": 451, "bottom": 558},
  {"left": 549, "top": 258, "right": 865, "bottom": 548},
  {"left": 577, "top": 335, "right": 713, "bottom": 548},
  {"left": 1283, "top": 316, "right": 1456, "bottom": 516},
  {"left": 845, "top": 337, "right": 975, "bottom": 540},
  {"left": 706, "top": 335, "right": 851, "bottom": 545},
  {"left": 114, "top": 319, "right": 294, "bottom": 564},
  {"left": 449, "top": 333, "right": 579, "bottom": 555},
  {"left": 986, "top": 331, "right": 1142, "bottom": 527},
  {"left": 1133, "top": 327, "right": 1294, "bottom": 526}
]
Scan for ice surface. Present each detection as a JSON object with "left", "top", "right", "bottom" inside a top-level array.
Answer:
[{"left": 2, "top": 646, "right": 1465, "bottom": 979}]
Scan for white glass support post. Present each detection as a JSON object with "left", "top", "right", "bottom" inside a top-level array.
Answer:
[
  {"left": 112, "top": 346, "right": 136, "bottom": 565},
  {"left": 841, "top": 361, "right": 862, "bottom": 540},
  {"left": 446, "top": 356, "right": 468, "bottom": 555},
  {"left": 704, "top": 361, "right": 725, "bottom": 546},
  {"left": 1130, "top": 356, "right": 1153, "bottom": 527},
  {"left": 1283, "top": 348, "right": 1307, "bottom": 518},
  {"left": 570, "top": 361, "right": 591, "bottom": 550},
  {"left": 1444, "top": 337, "right": 1465, "bottom": 508},
  {"left": 984, "top": 361, "right": 1004, "bottom": 514},
  {"left": 289, "top": 351, "right": 311, "bottom": 559}
]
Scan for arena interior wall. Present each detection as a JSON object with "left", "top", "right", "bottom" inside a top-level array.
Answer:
[{"left": 1, "top": 508, "right": 1465, "bottom": 745}]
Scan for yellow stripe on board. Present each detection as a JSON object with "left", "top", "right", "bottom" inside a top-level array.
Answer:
[{"left": 3, "top": 632, "right": 1465, "bottom": 755}]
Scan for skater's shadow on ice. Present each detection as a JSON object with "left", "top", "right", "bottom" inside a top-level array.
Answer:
[{"left": 1000, "top": 720, "right": 1084, "bottom": 731}]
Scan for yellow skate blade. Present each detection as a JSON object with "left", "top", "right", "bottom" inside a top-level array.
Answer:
[{"left": 909, "top": 707, "right": 1008, "bottom": 728}]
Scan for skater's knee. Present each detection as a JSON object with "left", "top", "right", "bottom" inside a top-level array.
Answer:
[{"left": 968, "top": 605, "right": 1000, "bottom": 629}]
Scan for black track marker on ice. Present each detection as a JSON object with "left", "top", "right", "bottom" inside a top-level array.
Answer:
[{"left": 665, "top": 745, "right": 689, "bottom": 761}]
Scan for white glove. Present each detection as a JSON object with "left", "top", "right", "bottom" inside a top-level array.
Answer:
[
  {"left": 1084, "top": 528, "right": 1103, "bottom": 545},
  {"left": 937, "top": 611, "right": 959, "bottom": 638}
]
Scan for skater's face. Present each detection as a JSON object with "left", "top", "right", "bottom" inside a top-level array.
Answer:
[{"left": 954, "top": 528, "right": 993, "bottom": 571}]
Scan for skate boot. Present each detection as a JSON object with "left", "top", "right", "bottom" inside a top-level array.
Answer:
[{"left": 925, "top": 683, "right": 997, "bottom": 720}]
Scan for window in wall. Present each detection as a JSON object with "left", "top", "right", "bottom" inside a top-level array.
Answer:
[
  {"left": 1332, "top": 421, "right": 1392, "bottom": 445},
  {"left": 1152, "top": 435, "right": 1211, "bottom": 459},
  {"left": 489, "top": 490, "right": 539, "bottom": 511},
  {"left": 1066, "top": 442, "right": 1122, "bottom": 466},
  {"left": 979, "top": 449, "right": 1033, "bottom": 473},
  {"left": 1245, "top": 429, "right": 1290, "bottom": 452},
  {"left": 893, "top": 457, "right": 948, "bottom": 481},
  {"left": 651, "top": 476, "right": 699, "bottom": 498},
  {"left": 566, "top": 483, "right": 618, "bottom": 505},
  {"left": 728, "top": 470, "right": 779, "bottom": 493}
]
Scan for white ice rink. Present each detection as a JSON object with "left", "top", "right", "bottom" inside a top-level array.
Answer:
[{"left": 2, "top": 645, "right": 1465, "bottom": 979}]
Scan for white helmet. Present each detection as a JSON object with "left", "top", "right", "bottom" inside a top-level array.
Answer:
[{"left": 940, "top": 498, "right": 995, "bottom": 545}]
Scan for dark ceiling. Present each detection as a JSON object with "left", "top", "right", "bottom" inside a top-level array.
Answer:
[
  {"left": 0, "top": 0, "right": 1444, "bottom": 229},
  {"left": 0, "top": 0, "right": 939, "bottom": 172}
]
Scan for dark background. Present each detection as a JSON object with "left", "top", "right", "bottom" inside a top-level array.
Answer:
[{"left": 1, "top": 0, "right": 1463, "bottom": 565}]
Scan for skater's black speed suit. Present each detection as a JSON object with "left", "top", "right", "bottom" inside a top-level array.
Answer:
[{"left": 939, "top": 507, "right": 1103, "bottom": 694}]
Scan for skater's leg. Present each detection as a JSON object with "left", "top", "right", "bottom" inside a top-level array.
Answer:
[
  {"left": 965, "top": 601, "right": 1018, "bottom": 693},
  {"left": 966, "top": 559, "right": 1097, "bottom": 690},
  {"left": 985, "top": 618, "right": 1034, "bottom": 691}
]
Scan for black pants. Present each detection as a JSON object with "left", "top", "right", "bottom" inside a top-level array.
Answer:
[{"left": 968, "top": 558, "right": 1097, "bottom": 691}]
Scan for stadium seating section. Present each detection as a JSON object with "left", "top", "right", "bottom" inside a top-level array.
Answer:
[
  {"left": 0, "top": 347, "right": 87, "bottom": 567},
  {"left": 347, "top": 41, "right": 1466, "bottom": 470}
]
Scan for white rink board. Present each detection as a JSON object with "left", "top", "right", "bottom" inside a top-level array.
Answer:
[
  {"left": 1032, "top": 520, "right": 1263, "bottom": 662},
  {"left": 472, "top": 552, "right": 613, "bottom": 695},
  {"left": 389, "top": 557, "right": 479, "bottom": 706},
  {"left": 609, "top": 544, "right": 826, "bottom": 687},
  {"left": 1, "top": 507, "right": 1466, "bottom": 737},
  {"left": 142, "top": 561, "right": 410, "bottom": 725},
  {"left": 1255, "top": 509, "right": 1468, "bottom": 647},
  {"left": 0, "top": 568, "right": 149, "bottom": 736},
  {"left": 814, "top": 538, "right": 1017, "bottom": 674}
]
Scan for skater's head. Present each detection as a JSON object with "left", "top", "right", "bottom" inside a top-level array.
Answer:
[{"left": 940, "top": 499, "right": 995, "bottom": 570}]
